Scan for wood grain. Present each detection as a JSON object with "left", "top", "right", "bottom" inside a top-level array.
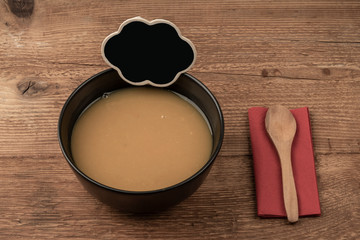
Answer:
[{"left": 0, "top": 0, "right": 359, "bottom": 239}]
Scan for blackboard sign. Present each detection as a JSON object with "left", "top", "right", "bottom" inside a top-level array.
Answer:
[{"left": 102, "top": 17, "right": 196, "bottom": 87}]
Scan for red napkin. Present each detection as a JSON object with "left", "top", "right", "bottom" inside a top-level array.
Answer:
[{"left": 248, "top": 107, "right": 321, "bottom": 217}]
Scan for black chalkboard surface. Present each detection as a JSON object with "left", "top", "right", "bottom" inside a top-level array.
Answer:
[{"left": 102, "top": 17, "right": 196, "bottom": 87}]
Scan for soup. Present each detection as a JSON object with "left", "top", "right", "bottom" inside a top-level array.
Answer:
[{"left": 71, "top": 87, "right": 212, "bottom": 191}]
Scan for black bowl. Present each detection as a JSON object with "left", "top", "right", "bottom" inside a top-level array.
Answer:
[{"left": 58, "top": 69, "right": 224, "bottom": 213}]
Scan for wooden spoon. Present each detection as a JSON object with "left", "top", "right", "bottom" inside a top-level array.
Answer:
[{"left": 265, "top": 105, "right": 299, "bottom": 223}]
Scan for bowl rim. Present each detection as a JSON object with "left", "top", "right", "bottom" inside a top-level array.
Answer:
[{"left": 58, "top": 68, "right": 224, "bottom": 195}]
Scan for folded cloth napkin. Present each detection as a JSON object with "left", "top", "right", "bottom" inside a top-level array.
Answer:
[{"left": 248, "top": 107, "right": 321, "bottom": 217}]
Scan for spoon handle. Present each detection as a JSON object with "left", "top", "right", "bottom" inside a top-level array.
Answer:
[{"left": 277, "top": 142, "right": 299, "bottom": 223}]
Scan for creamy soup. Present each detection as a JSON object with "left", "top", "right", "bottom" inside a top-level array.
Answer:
[{"left": 71, "top": 87, "right": 212, "bottom": 191}]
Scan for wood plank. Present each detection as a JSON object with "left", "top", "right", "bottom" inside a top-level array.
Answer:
[
  {"left": 0, "top": 154, "right": 358, "bottom": 239},
  {"left": 1, "top": 68, "right": 358, "bottom": 157}
]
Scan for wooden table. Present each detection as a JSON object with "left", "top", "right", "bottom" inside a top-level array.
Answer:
[{"left": 1, "top": 0, "right": 359, "bottom": 239}]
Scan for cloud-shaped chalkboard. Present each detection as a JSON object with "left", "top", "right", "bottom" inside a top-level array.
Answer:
[{"left": 101, "top": 17, "right": 196, "bottom": 87}]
